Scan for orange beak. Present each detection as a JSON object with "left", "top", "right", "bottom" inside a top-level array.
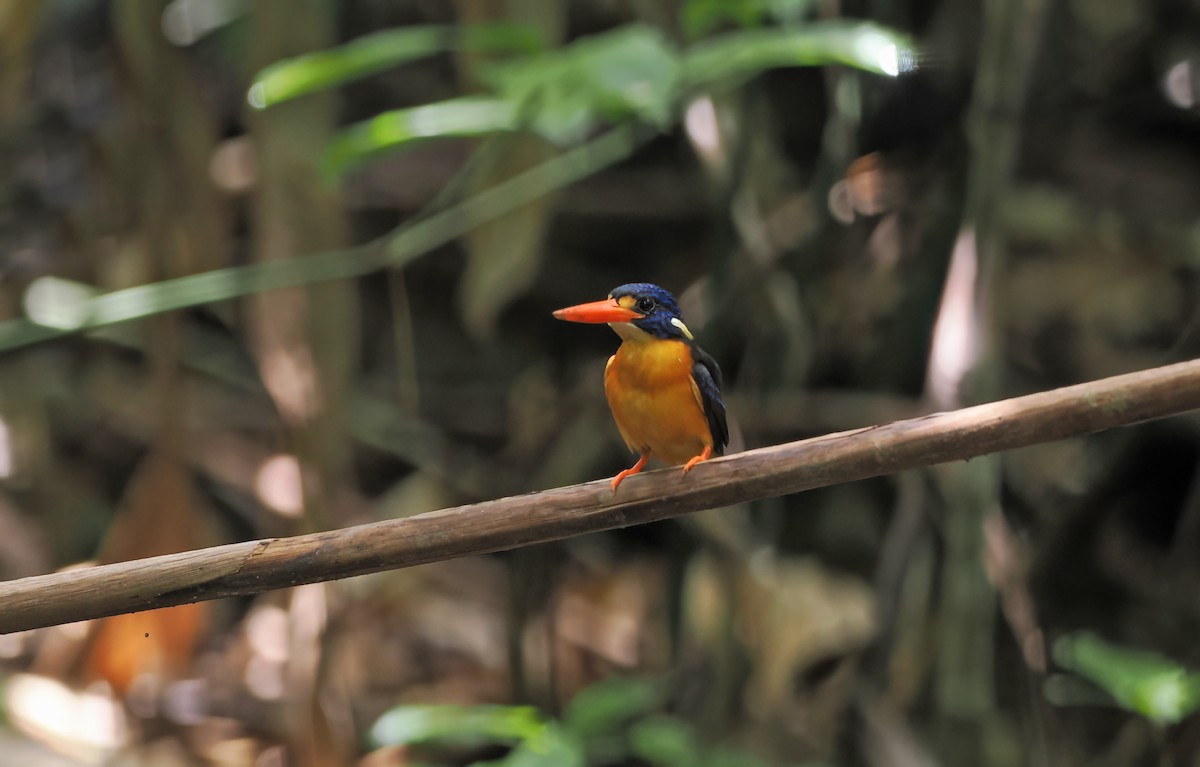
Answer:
[{"left": 552, "top": 298, "right": 640, "bottom": 324}]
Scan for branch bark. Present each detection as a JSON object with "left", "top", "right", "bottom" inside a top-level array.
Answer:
[{"left": 4, "top": 359, "right": 1200, "bottom": 634}]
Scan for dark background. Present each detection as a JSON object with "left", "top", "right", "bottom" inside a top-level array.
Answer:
[{"left": 1, "top": 0, "right": 1199, "bottom": 765}]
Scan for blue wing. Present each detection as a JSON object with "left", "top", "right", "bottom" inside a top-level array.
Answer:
[{"left": 691, "top": 346, "right": 729, "bottom": 455}]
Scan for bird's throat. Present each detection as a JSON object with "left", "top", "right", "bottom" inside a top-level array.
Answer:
[{"left": 608, "top": 321, "right": 655, "bottom": 342}]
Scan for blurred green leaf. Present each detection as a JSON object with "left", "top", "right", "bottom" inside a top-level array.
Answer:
[
  {"left": 629, "top": 715, "right": 701, "bottom": 767},
  {"left": 0, "top": 126, "right": 645, "bottom": 353},
  {"left": 263, "top": 19, "right": 914, "bottom": 176},
  {"left": 323, "top": 97, "right": 517, "bottom": 176},
  {"left": 370, "top": 704, "right": 545, "bottom": 748},
  {"left": 1053, "top": 632, "right": 1200, "bottom": 725},
  {"left": 767, "top": 0, "right": 821, "bottom": 25},
  {"left": 479, "top": 723, "right": 585, "bottom": 767},
  {"left": 248, "top": 24, "right": 543, "bottom": 109},
  {"left": 682, "top": 21, "right": 917, "bottom": 89},
  {"left": 628, "top": 713, "right": 782, "bottom": 767},
  {"left": 481, "top": 25, "right": 679, "bottom": 145},
  {"left": 562, "top": 676, "right": 668, "bottom": 739},
  {"left": 681, "top": 0, "right": 770, "bottom": 39},
  {"left": 681, "top": 0, "right": 818, "bottom": 38},
  {"left": 370, "top": 707, "right": 583, "bottom": 767}
]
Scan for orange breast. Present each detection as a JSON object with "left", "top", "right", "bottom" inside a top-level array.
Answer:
[{"left": 604, "top": 339, "right": 712, "bottom": 465}]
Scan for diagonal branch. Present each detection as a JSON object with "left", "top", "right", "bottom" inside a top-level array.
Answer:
[{"left": 3, "top": 358, "right": 1200, "bottom": 634}]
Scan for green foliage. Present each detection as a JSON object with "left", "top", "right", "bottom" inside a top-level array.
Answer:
[
  {"left": 681, "top": 22, "right": 914, "bottom": 91},
  {"left": 322, "top": 97, "right": 518, "bottom": 175},
  {"left": 247, "top": 24, "right": 544, "bottom": 109},
  {"left": 682, "top": 0, "right": 770, "bottom": 38},
  {"left": 479, "top": 25, "right": 678, "bottom": 145},
  {"left": 681, "top": 0, "right": 818, "bottom": 39},
  {"left": 0, "top": 15, "right": 920, "bottom": 351},
  {"left": 368, "top": 676, "right": 787, "bottom": 767},
  {"left": 1052, "top": 632, "right": 1200, "bottom": 725},
  {"left": 370, "top": 704, "right": 545, "bottom": 747},
  {"left": 0, "top": 126, "right": 642, "bottom": 352},
  {"left": 629, "top": 715, "right": 703, "bottom": 766},
  {"left": 249, "top": 19, "right": 913, "bottom": 176},
  {"left": 561, "top": 675, "right": 667, "bottom": 738},
  {"left": 369, "top": 703, "right": 585, "bottom": 767},
  {"left": 480, "top": 724, "right": 585, "bottom": 767},
  {"left": 0, "top": 14, "right": 915, "bottom": 349},
  {"left": 629, "top": 714, "right": 780, "bottom": 767}
]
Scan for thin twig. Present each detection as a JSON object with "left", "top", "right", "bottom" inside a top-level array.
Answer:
[{"left": 3, "top": 358, "right": 1200, "bottom": 634}]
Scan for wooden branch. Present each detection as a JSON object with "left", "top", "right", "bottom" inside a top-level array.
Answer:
[{"left": 4, "top": 359, "right": 1200, "bottom": 634}]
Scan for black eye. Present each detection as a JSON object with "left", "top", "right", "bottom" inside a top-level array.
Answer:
[{"left": 636, "top": 296, "right": 656, "bottom": 313}]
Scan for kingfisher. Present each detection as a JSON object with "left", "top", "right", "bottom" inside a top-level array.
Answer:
[{"left": 554, "top": 283, "right": 729, "bottom": 492}]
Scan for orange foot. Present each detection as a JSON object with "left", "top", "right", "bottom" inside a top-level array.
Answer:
[
  {"left": 681, "top": 445, "right": 713, "bottom": 476},
  {"left": 611, "top": 452, "right": 649, "bottom": 493}
]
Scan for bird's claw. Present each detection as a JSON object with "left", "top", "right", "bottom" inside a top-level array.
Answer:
[
  {"left": 611, "top": 452, "right": 649, "bottom": 493},
  {"left": 680, "top": 446, "right": 713, "bottom": 476}
]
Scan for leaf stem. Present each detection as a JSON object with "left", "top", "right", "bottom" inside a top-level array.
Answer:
[{"left": 0, "top": 125, "right": 647, "bottom": 354}]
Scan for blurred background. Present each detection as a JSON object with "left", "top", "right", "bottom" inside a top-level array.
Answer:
[{"left": 2, "top": 0, "right": 1200, "bottom": 765}]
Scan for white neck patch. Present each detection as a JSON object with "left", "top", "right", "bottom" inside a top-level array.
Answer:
[
  {"left": 670, "top": 317, "right": 694, "bottom": 340},
  {"left": 609, "top": 322, "right": 654, "bottom": 342}
]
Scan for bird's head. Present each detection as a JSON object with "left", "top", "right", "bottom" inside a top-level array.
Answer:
[{"left": 553, "top": 283, "right": 694, "bottom": 342}]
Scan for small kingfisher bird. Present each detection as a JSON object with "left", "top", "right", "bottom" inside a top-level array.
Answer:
[{"left": 554, "top": 283, "right": 729, "bottom": 492}]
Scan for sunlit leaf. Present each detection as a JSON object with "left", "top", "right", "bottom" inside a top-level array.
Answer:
[
  {"left": 481, "top": 723, "right": 585, "bottom": 767},
  {"left": 682, "top": 21, "right": 917, "bottom": 89},
  {"left": 248, "top": 24, "right": 544, "bottom": 109},
  {"left": 23, "top": 276, "right": 98, "bottom": 330},
  {"left": 323, "top": 97, "right": 517, "bottom": 176},
  {"left": 303, "top": 19, "right": 913, "bottom": 177},
  {"left": 1053, "top": 632, "right": 1200, "bottom": 725},
  {"left": 370, "top": 704, "right": 545, "bottom": 748},
  {"left": 562, "top": 676, "right": 667, "bottom": 739},
  {"left": 481, "top": 24, "right": 679, "bottom": 145}
]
